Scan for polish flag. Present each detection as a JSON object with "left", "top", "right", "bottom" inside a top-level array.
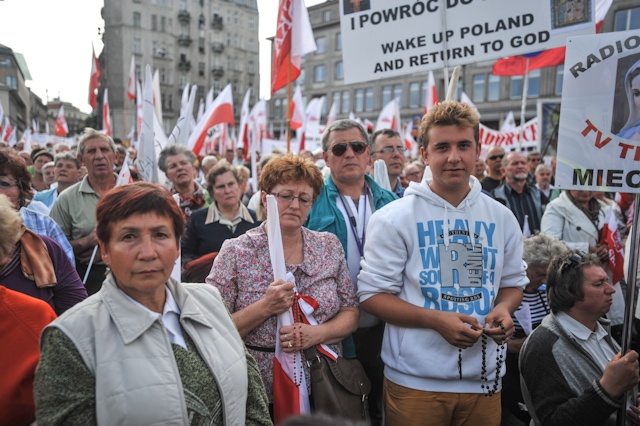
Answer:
[
  {"left": 136, "top": 80, "right": 143, "bottom": 138},
  {"left": 375, "top": 98, "right": 401, "bottom": 133},
  {"left": 102, "top": 88, "right": 112, "bottom": 136},
  {"left": 600, "top": 204, "right": 625, "bottom": 284},
  {"left": 2, "top": 117, "right": 12, "bottom": 142},
  {"left": 271, "top": 0, "right": 316, "bottom": 95},
  {"left": 403, "top": 121, "right": 416, "bottom": 151},
  {"left": 238, "top": 89, "right": 252, "bottom": 160},
  {"left": 88, "top": 44, "right": 101, "bottom": 110},
  {"left": 127, "top": 55, "right": 137, "bottom": 101},
  {"left": 116, "top": 160, "right": 133, "bottom": 186},
  {"left": 55, "top": 106, "right": 69, "bottom": 137},
  {"left": 188, "top": 84, "right": 234, "bottom": 156},
  {"left": 303, "top": 96, "right": 324, "bottom": 151},
  {"left": 492, "top": 0, "right": 612, "bottom": 76},
  {"left": 326, "top": 101, "right": 337, "bottom": 127},
  {"left": 289, "top": 85, "right": 305, "bottom": 130},
  {"left": 424, "top": 70, "right": 438, "bottom": 116},
  {"left": 364, "top": 118, "right": 375, "bottom": 132}
]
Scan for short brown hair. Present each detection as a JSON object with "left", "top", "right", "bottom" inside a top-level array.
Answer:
[
  {"left": 259, "top": 154, "right": 323, "bottom": 199},
  {"left": 419, "top": 101, "right": 479, "bottom": 149},
  {"left": 546, "top": 251, "right": 602, "bottom": 313},
  {"left": 205, "top": 162, "right": 240, "bottom": 196},
  {"left": 0, "top": 148, "right": 34, "bottom": 207},
  {"left": 96, "top": 182, "right": 185, "bottom": 246}
]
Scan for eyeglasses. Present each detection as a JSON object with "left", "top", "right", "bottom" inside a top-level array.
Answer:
[
  {"left": 271, "top": 191, "right": 314, "bottom": 206},
  {"left": 487, "top": 154, "right": 505, "bottom": 161},
  {"left": 373, "top": 146, "right": 406, "bottom": 155},
  {"left": 330, "top": 141, "right": 368, "bottom": 157},
  {"left": 0, "top": 176, "right": 18, "bottom": 190}
]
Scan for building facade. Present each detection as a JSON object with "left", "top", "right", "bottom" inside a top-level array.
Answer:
[
  {"left": 269, "top": 0, "right": 640, "bottom": 151},
  {"left": 100, "top": 0, "right": 260, "bottom": 138}
]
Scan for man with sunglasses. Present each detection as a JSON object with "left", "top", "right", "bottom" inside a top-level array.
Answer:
[
  {"left": 357, "top": 101, "right": 527, "bottom": 426},
  {"left": 520, "top": 251, "right": 640, "bottom": 425},
  {"left": 481, "top": 145, "right": 505, "bottom": 193},
  {"left": 371, "top": 129, "right": 406, "bottom": 198},
  {"left": 306, "top": 119, "right": 397, "bottom": 425}
]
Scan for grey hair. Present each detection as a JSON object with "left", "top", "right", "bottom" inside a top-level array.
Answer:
[
  {"left": 321, "top": 119, "right": 368, "bottom": 152},
  {"left": 54, "top": 151, "right": 81, "bottom": 169},
  {"left": 77, "top": 128, "right": 116, "bottom": 157},
  {"left": 535, "top": 163, "right": 552, "bottom": 174},
  {"left": 523, "top": 233, "right": 569, "bottom": 268},
  {"left": 157, "top": 145, "right": 197, "bottom": 173}
]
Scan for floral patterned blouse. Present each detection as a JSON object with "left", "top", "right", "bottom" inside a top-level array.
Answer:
[{"left": 206, "top": 223, "right": 357, "bottom": 402}]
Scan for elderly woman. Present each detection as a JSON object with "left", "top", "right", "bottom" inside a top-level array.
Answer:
[
  {"left": 0, "top": 148, "right": 75, "bottom": 265},
  {"left": 0, "top": 195, "right": 86, "bottom": 315},
  {"left": 34, "top": 182, "right": 271, "bottom": 425},
  {"left": 181, "top": 162, "right": 258, "bottom": 266},
  {"left": 207, "top": 154, "right": 359, "bottom": 411},
  {"left": 158, "top": 144, "right": 207, "bottom": 218},
  {"left": 502, "top": 233, "right": 568, "bottom": 424}
]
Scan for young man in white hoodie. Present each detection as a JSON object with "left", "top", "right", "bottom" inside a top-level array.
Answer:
[{"left": 357, "top": 101, "right": 528, "bottom": 426}]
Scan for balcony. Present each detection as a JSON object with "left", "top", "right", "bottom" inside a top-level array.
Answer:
[
  {"left": 211, "top": 66, "right": 224, "bottom": 78},
  {"left": 211, "top": 42, "right": 224, "bottom": 53},
  {"left": 178, "top": 35, "right": 192, "bottom": 47},
  {"left": 178, "top": 61, "right": 191, "bottom": 72},
  {"left": 211, "top": 15, "right": 223, "bottom": 30},
  {"left": 178, "top": 9, "right": 191, "bottom": 23}
]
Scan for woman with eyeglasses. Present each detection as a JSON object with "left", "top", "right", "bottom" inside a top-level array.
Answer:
[
  {"left": 181, "top": 162, "right": 259, "bottom": 270},
  {"left": 207, "top": 154, "right": 359, "bottom": 415}
]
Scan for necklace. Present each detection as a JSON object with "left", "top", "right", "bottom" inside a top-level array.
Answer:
[
  {"left": 480, "top": 323, "right": 506, "bottom": 397},
  {"left": 285, "top": 234, "right": 302, "bottom": 264}
]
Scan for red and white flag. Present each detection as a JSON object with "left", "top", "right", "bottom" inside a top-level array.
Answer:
[
  {"left": 403, "top": 121, "right": 416, "bottom": 151},
  {"left": 289, "top": 85, "right": 305, "bottom": 130},
  {"left": 600, "top": 204, "right": 625, "bottom": 284},
  {"left": 127, "top": 55, "right": 137, "bottom": 101},
  {"left": 116, "top": 160, "right": 133, "bottom": 186},
  {"left": 326, "top": 100, "right": 337, "bottom": 127},
  {"left": 88, "top": 44, "right": 101, "bottom": 110},
  {"left": 55, "top": 106, "right": 68, "bottom": 137},
  {"left": 2, "top": 117, "right": 12, "bottom": 143},
  {"left": 238, "top": 89, "right": 252, "bottom": 161},
  {"left": 136, "top": 80, "right": 143, "bottom": 139},
  {"left": 364, "top": 118, "right": 375, "bottom": 132},
  {"left": 424, "top": 70, "right": 438, "bottom": 116},
  {"left": 375, "top": 98, "right": 401, "bottom": 133},
  {"left": 102, "top": 88, "right": 112, "bottom": 136},
  {"left": 188, "top": 84, "right": 234, "bottom": 156},
  {"left": 271, "top": 0, "right": 316, "bottom": 95}
]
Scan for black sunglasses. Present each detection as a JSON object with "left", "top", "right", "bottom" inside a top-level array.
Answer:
[
  {"left": 560, "top": 252, "right": 585, "bottom": 275},
  {"left": 487, "top": 154, "right": 505, "bottom": 161},
  {"left": 330, "top": 141, "right": 368, "bottom": 156}
]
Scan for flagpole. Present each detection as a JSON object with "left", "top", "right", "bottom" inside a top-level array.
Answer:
[
  {"left": 518, "top": 57, "right": 530, "bottom": 151},
  {"left": 286, "top": 57, "right": 292, "bottom": 153},
  {"left": 616, "top": 193, "right": 640, "bottom": 426},
  {"left": 439, "top": 3, "right": 450, "bottom": 96}
]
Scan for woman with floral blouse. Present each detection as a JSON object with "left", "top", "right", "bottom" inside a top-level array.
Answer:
[{"left": 207, "top": 154, "right": 359, "bottom": 412}]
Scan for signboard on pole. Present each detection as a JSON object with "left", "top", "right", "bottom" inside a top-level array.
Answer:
[
  {"left": 556, "top": 30, "right": 640, "bottom": 192},
  {"left": 340, "top": 0, "right": 596, "bottom": 84}
]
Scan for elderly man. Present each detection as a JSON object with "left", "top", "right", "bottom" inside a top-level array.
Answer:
[
  {"left": 493, "top": 151, "right": 548, "bottom": 235},
  {"left": 526, "top": 151, "right": 542, "bottom": 185},
  {"left": 520, "top": 251, "right": 640, "bottom": 426},
  {"left": 371, "top": 128, "right": 406, "bottom": 197},
  {"left": 34, "top": 152, "right": 81, "bottom": 209},
  {"left": 481, "top": 145, "right": 505, "bottom": 192},
  {"left": 51, "top": 128, "right": 118, "bottom": 295},
  {"left": 306, "top": 119, "right": 397, "bottom": 425},
  {"left": 403, "top": 162, "right": 423, "bottom": 184},
  {"left": 535, "top": 163, "right": 560, "bottom": 201},
  {"left": 158, "top": 145, "right": 207, "bottom": 218}
]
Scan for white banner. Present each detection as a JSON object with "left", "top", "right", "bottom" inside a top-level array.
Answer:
[
  {"left": 479, "top": 118, "right": 538, "bottom": 151},
  {"left": 556, "top": 30, "right": 640, "bottom": 192},
  {"left": 340, "top": 0, "right": 596, "bottom": 83}
]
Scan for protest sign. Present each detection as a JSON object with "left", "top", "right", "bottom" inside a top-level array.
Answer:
[
  {"left": 340, "top": 0, "right": 596, "bottom": 83},
  {"left": 556, "top": 30, "right": 640, "bottom": 192}
]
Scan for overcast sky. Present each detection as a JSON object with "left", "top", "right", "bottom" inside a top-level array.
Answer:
[{"left": 0, "top": 0, "right": 323, "bottom": 114}]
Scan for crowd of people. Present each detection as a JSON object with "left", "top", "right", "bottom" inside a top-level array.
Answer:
[{"left": 1, "top": 99, "right": 639, "bottom": 426}]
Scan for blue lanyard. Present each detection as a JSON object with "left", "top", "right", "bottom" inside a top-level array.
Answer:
[{"left": 337, "top": 183, "right": 372, "bottom": 258}]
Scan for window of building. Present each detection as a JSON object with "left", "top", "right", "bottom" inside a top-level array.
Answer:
[
  {"left": 393, "top": 84, "right": 403, "bottom": 106},
  {"left": 5, "top": 75, "right": 16, "bottom": 90},
  {"left": 136, "top": 64, "right": 142, "bottom": 81},
  {"left": 298, "top": 68, "right": 306, "bottom": 85},
  {"left": 152, "top": 14, "right": 158, "bottom": 31},
  {"left": 226, "top": 32, "right": 231, "bottom": 47},
  {"left": 409, "top": 82, "right": 421, "bottom": 107},
  {"left": 314, "top": 64, "right": 326, "bottom": 83},
  {"left": 248, "top": 16, "right": 256, "bottom": 30},
  {"left": 336, "top": 32, "right": 342, "bottom": 51},
  {"left": 152, "top": 40, "right": 158, "bottom": 55},
  {"left": 333, "top": 92, "right": 340, "bottom": 113},
  {"left": 341, "top": 91, "right": 350, "bottom": 113},
  {"left": 248, "top": 60, "right": 255, "bottom": 74},
  {"left": 199, "top": 14, "right": 206, "bottom": 30},
  {"left": 199, "top": 37, "right": 205, "bottom": 53},
  {"left": 316, "top": 36, "right": 327, "bottom": 54},
  {"left": 161, "top": 16, "right": 166, "bottom": 32},
  {"left": 248, "top": 37, "right": 256, "bottom": 52},
  {"left": 510, "top": 76, "right": 523, "bottom": 99},
  {"left": 555, "top": 65, "right": 564, "bottom": 96},
  {"left": 160, "top": 67, "right": 167, "bottom": 84},
  {"left": 614, "top": 8, "right": 640, "bottom": 31},
  {"left": 472, "top": 74, "right": 486, "bottom": 102},
  {"left": 133, "top": 37, "right": 142, "bottom": 54},
  {"left": 382, "top": 85, "right": 392, "bottom": 106},
  {"left": 488, "top": 75, "right": 500, "bottom": 101},
  {"left": 168, "top": 18, "right": 173, "bottom": 32},
  {"left": 133, "top": 12, "right": 142, "bottom": 28},
  {"left": 365, "top": 88, "right": 374, "bottom": 111},
  {"left": 355, "top": 89, "right": 364, "bottom": 112},
  {"left": 324, "top": 10, "right": 331, "bottom": 21},
  {"left": 0, "top": 58, "right": 11, "bottom": 68},
  {"left": 274, "top": 98, "right": 282, "bottom": 117},
  {"left": 528, "top": 69, "right": 541, "bottom": 98},
  {"left": 199, "top": 62, "right": 205, "bottom": 77},
  {"left": 335, "top": 61, "right": 343, "bottom": 80},
  {"left": 181, "top": 22, "right": 189, "bottom": 36}
]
